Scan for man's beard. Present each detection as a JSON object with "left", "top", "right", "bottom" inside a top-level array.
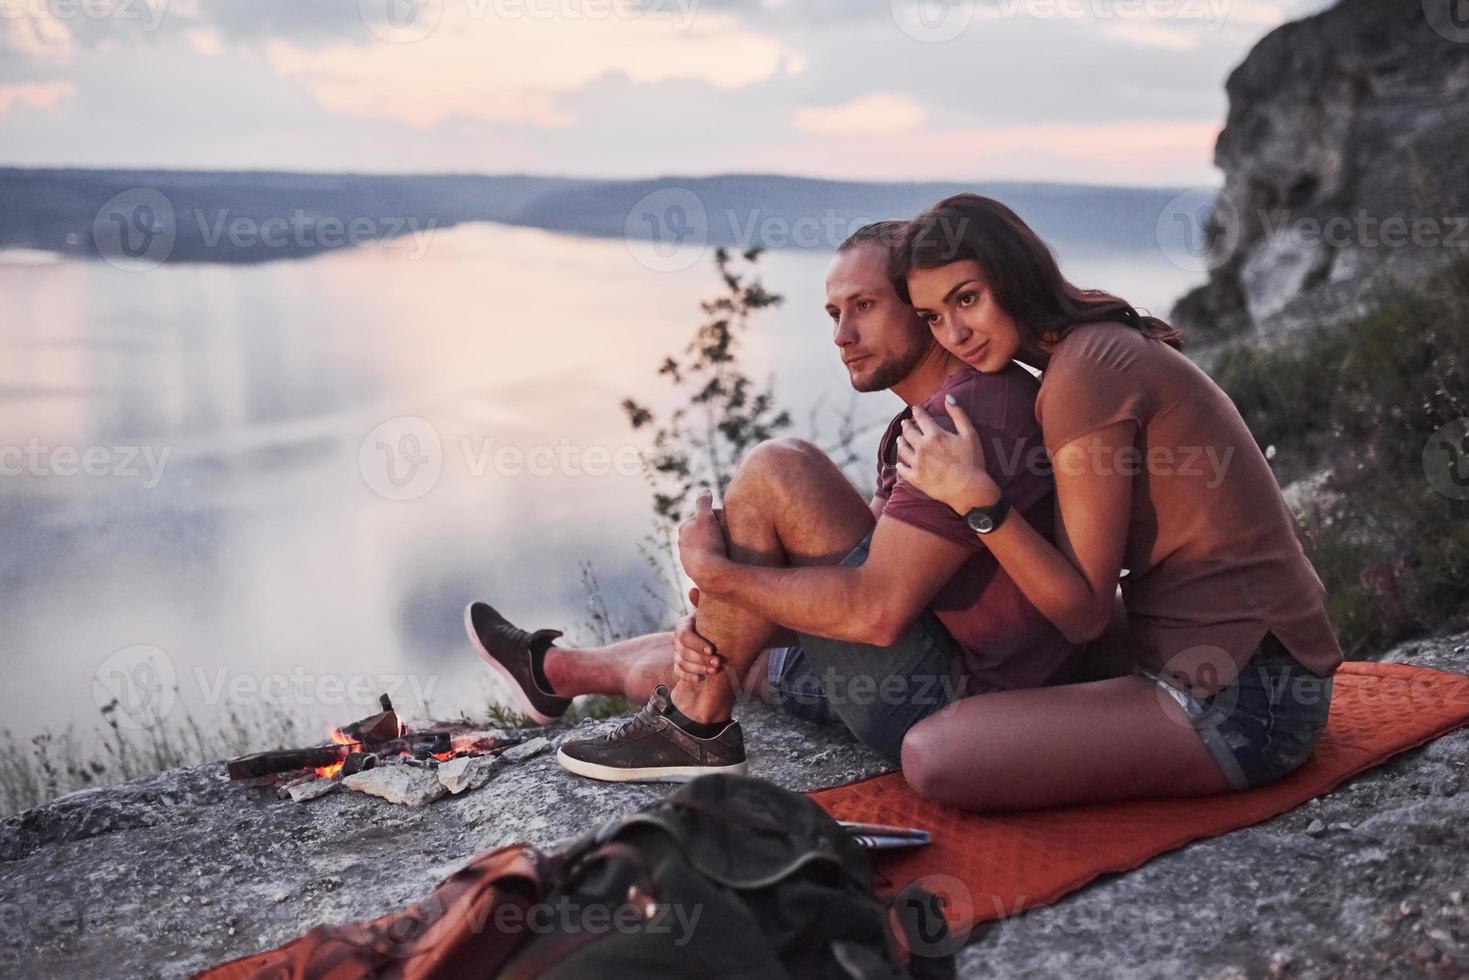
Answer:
[{"left": 852, "top": 340, "right": 930, "bottom": 393}]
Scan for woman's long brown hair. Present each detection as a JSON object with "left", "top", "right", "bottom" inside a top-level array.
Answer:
[{"left": 891, "top": 193, "right": 1183, "bottom": 359}]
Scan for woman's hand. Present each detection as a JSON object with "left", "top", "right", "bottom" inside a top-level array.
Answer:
[
  {"left": 672, "top": 587, "right": 724, "bottom": 684},
  {"left": 677, "top": 489, "right": 729, "bottom": 589},
  {"left": 895, "top": 395, "right": 1003, "bottom": 514}
]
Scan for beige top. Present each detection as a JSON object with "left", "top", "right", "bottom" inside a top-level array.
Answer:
[{"left": 1034, "top": 322, "right": 1344, "bottom": 694}]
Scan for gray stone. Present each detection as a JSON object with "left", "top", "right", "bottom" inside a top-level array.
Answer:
[
  {"left": 1305, "top": 818, "right": 1327, "bottom": 837},
  {"left": 1, "top": 631, "right": 1466, "bottom": 979},
  {"left": 436, "top": 755, "right": 502, "bottom": 795},
  {"left": 286, "top": 777, "right": 341, "bottom": 803},
  {"left": 500, "top": 736, "right": 551, "bottom": 763},
  {"left": 341, "top": 765, "right": 448, "bottom": 807}
]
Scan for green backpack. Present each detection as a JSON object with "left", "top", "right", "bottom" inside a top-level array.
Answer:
[
  {"left": 497, "top": 772, "right": 957, "bottom": 979},
  {"left": 198, "top": 773, "right": 957, "bottom": 979}
]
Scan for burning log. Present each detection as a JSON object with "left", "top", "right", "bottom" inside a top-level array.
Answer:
[
  {"left": 227, "top": 745, "right": 350, "bottom": 781},
  {"left": 337, "top": 694, "right": 402, "bottom": 745},
  {"left": 224, "top": 693, "right": 506, "bottom": 796}
]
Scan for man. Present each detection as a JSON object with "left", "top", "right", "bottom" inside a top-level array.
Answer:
[{"left": 466, "top": 222, "right": 1082, "bottom": 782}]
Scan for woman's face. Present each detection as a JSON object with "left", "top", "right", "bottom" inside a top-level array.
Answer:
[{"left": 906, "top": 259, "right": 1023, "bottom": 373}]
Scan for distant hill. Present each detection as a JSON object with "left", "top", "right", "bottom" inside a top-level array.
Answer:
[{"left": 0, "top": 167, "right": 1194, "bottom": 265}]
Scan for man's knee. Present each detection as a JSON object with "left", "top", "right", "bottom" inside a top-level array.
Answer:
[{"left": 730, "top": 437, "right": 830, "bottom": 497}]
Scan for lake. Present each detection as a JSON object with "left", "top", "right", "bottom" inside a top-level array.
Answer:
[{"left": 0, "top": 223, "right": 1202, "bottom": 738}]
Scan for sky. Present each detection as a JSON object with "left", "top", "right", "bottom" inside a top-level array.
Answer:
[{"left": 1, "top": 0, "right": 1335, "bottom": 186}]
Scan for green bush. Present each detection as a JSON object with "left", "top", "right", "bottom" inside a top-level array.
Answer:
[{"left": 1211, "top": 258, "right": 1469, "bottom": 655}]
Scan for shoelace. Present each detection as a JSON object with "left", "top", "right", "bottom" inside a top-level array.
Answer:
[{"left": 605, "top": 702, "right": 664, "bottom": 741}]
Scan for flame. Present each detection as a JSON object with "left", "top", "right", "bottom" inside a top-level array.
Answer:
[{"left": 314, "top": 726, "right": 361, "bottom": 778}]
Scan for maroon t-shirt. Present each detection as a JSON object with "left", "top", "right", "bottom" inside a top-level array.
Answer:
[{"left": 876, "top": 365, "right": 1080, "bottom": 693}]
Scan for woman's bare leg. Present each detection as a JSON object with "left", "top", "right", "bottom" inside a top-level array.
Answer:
[
  {"left": 899, "top": 674, "right": 1233, "bottom": 810},
  {"left": 543, "top": 636, "right": 772, "bottom": 705}
]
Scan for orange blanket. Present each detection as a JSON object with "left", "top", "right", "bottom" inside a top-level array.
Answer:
[{"left": 808, "top": 660, "right": 1469, "bottom": 940}]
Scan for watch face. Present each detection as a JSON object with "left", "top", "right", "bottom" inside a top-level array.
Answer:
[{"left": 968, "top": 512, "right": 994, "bottom": 533}]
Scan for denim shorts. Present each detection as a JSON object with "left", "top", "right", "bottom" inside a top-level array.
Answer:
[
  {"left": 763, "top": 532, "right": 966, "bottom": 765},
  {"left": 1140, "top": 633, "right": 1334, "bottom": 790}
]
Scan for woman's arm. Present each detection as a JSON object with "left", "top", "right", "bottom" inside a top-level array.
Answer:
[{"left": 897, "top": 401, "right": 1133, "bottom": 644}]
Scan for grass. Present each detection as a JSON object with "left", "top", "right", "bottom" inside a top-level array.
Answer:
[{"left": 1210, "top": 256, "right": 1469, "bottom": 656}]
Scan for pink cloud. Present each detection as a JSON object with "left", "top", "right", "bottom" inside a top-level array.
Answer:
[
  {"left": 0, "top": 81, "right": 77, "bottom": 115},
  {"left": 745, "top": 118, "right": 1223, "bottom": 185}
]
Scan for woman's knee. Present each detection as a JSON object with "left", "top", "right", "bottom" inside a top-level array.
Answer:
[{"left": 898, "top": 721, "right": 954, "bottom": 801}]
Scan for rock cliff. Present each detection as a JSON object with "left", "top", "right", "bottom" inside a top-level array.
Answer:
[{"left": 1171, "top": 0, "right": 1469, "bottom": 343}]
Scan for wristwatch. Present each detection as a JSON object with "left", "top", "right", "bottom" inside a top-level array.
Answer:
[{"left": 963, "top": 496, "right": 1011, "bottom": 535}]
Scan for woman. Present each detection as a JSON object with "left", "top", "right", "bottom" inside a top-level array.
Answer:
[{"left": 866, "top": 192, "right": 1342, "bottom": 810}]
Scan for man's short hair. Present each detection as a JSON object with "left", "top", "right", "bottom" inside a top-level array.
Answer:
[{"left": 836, "top": 220, "right": 905, "bottom": 255}]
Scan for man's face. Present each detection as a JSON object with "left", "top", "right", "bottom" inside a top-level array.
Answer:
[{"left": 824, "top": 245, "right": 933, "bottom": 393}]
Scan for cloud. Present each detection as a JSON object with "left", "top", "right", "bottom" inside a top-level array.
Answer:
[
  {"left": 185, "top": 28, "right": 225, "bottom": 57},
  {"left": 0, "top": 81, "right": 77, "bottom": 114},
  {"left": 264, "top": 7, "right": 803, "bottom": 130},
  {"left": 745, "top": 118, "right": 1223, "bottom": 184},
  {"left": 793, "top": 92, "right": 928, "bottom": 137}
]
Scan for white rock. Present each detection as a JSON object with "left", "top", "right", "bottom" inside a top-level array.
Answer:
[
  {"left": 501, "top": 737, "right": 550, "bottom": 764},
  {"left": 342, "top": 765, "right": 448, "bottom": 806},
  {"left": 287, "top": 778, "right": 340, "bottom": 803},
  {"left": 436, "top": 756, "right": 502, "bottom": 795}
]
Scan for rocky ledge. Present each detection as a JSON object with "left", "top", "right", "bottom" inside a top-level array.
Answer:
[
  {"left": 2, "top": 632, "right": 1467, "bottom": 979},
  {"left": 1169, "top": 0, "right": 1469, "bottom": 343}
]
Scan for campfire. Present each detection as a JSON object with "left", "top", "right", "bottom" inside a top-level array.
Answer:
[{"left": 225, "top": 694, "right": 548, "bottom": 806}]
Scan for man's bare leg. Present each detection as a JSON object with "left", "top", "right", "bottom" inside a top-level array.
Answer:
[
  {"left": 670, "top": 438, "right": 875, "bottom": 726},
  {"left": 543, "top": 636, "right": 773, "bottom": 704}
]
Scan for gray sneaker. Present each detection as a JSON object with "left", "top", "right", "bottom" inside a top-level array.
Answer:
[{"left": 556, "top": 685, "right": 748, "bottom": 783}]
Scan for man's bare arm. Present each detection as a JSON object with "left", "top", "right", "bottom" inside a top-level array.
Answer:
[{"left": 693, "top": 515, "right": 969, "bottom": 647}]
